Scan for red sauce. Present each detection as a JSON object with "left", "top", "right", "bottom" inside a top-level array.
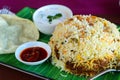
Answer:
[{"left": 20, "top": 47, "right": 48, "bottom": 62}]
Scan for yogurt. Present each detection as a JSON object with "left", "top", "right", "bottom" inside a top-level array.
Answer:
[{"left": 33, "top": 4, "right": 73, "bottom": 35}]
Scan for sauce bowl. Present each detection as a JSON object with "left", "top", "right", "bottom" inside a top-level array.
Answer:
[{"left": 15, "top": 41, "right": 51, "bottom": 65}]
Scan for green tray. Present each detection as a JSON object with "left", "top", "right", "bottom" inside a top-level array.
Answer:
[{"left": 0, "top": 7, "right": 120, "bottom": 80}]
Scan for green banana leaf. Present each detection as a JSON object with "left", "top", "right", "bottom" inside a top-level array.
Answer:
[{"left": 0, "top": 7, "right": 120, "bottom": 80}]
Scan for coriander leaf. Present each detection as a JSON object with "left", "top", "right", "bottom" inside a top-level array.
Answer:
[
  {"left": 53, "top": 13, "right": 62, "bottom": 19},
  {"left": 47, "top": 13, "right": 62, "bottom": 24},
  {"left": 47, "top": 15, "right": 53, "bottom": 23}
]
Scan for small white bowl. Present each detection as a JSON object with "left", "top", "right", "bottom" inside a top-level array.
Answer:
[
  {"left": 15, "top": 41, "right": 51, "bottom": 65},
  {"left": 33, "top": 4, "right": 73, "bottom": 35}
]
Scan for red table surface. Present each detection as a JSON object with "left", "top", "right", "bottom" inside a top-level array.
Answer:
[
  {"left": 0, "top": 0, "right": 120, "bottom": 15},
  {"left": 0, "top": 0, "right": 120, "bottom": 24}
]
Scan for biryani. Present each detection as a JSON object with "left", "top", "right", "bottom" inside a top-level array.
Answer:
[{"left": 49, "top": 15, "right": 120, "bottom": 76}]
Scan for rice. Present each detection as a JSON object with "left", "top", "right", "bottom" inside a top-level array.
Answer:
[{"left": 49, "top": 15, "right": 120, "bottom": 76}]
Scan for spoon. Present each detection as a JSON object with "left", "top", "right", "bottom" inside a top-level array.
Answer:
[{"left": 89, "top": 67, "right": 120, "bottom": 80}]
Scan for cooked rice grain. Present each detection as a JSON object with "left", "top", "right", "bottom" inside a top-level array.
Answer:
[{"left": 49, "top": 15, "right": 120, "bottom": 76}]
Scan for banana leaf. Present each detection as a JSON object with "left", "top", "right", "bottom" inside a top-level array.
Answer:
[{"left": 0, "top": 7, "right": 120, "bottom": 80}]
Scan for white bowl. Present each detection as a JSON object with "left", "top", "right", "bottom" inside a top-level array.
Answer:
[
  {"left": 15, "top": 41, "right": 51, "bottom": 65},
  {"left": 33, "top": 4, "right": 73, "bottom": 35}
]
